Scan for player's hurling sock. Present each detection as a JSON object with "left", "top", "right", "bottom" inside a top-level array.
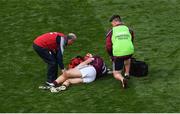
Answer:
[{"left": 53, "top": 80, "right": 59, "bottom": 87}]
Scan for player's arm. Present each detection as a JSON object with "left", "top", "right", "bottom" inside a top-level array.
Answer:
[{"left": 78, "top": 58, "right": 94, "bottom": 66}]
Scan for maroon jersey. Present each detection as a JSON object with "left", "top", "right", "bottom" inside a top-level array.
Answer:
[
  {"left": 90, "top": 56, "right": 107, "bottom": 77},
  {"left": 34, "top": 32, "right": 65, "bottom": 50}
]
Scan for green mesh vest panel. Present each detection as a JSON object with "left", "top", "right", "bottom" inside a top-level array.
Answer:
[{"left": 112, "top": 25, "right": 134, "bottom": 56}]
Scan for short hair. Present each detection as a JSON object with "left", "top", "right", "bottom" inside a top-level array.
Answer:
[
  {"left": 109, "top": 15, "right": 122, "bottom": 22},
  {"left": 67, "top": 33, "right": 77, "bottom": 40}
]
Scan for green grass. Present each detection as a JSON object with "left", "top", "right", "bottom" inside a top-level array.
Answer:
[{"left": 0, "top": 0, "right": 180, "bottom": 112}]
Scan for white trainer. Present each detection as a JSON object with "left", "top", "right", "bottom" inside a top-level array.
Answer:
[
  {"left": 50, "top": 87, "right": 59, "bottom": 93},
  {"left": 56, "top": 85, "right": 67, "bottom": 91}
]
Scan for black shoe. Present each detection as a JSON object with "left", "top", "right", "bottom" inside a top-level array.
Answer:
[{"left": 122, "top": 78, "right": 128, "bottom": 89}]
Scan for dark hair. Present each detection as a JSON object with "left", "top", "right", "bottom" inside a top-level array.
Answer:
[{"left": 109, "top": 15, "right": 122, "bottom": 22}]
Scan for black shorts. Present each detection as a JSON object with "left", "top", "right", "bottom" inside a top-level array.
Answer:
[{"left": 113, "top": 55, "right": 132, "bottom": 71}]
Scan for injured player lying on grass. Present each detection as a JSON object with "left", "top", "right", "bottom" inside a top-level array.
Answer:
[{"left": 39, "top": 53, "right": 112, "bottom": 93}]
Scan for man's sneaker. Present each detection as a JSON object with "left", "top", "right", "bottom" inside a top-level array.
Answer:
[
  {"left": 46, "top": 82, "right": 55, "bottom": 86},
  {"left": 39, "top": 85, "right": 51, "bottom": 90},
  {"left": 124, "top": 74, "right": 130, "bottom": 79},
  {"left": 122, "top": 78, "right": 128, "bottom": 89},
  {"left": 38, "top": 82, "right": 55, "bottom": 90}
]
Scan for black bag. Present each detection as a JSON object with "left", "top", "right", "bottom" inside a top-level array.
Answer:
[{"left": 130, "top": 58, "right": 148, "bottom": 77}]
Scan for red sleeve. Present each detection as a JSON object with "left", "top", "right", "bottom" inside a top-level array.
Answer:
[
  {"left": 57, "top": 32, "right": 65, "bottom": 37},
  {"left": 105, "top": 29, "right": 113, "bottom": 56},
  {"left": 129, "top": 28, "right": 134, "bottom": 43}
]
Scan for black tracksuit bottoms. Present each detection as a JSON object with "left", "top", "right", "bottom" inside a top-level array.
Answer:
[{"left": 33, "top": 43, "right": 58, "bottom": 83}]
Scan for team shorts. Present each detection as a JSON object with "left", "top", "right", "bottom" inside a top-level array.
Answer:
[{"left": 76, "top": 65, "right": 97, "bottom": 83}]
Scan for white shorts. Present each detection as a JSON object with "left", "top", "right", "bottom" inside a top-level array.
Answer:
[{"left": 76, "top": 65, "right": 96, "bottom": 83}]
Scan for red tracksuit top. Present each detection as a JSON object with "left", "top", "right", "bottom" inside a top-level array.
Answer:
[{"left": 33, "top": 32, "right": 65, "bottom": 50}]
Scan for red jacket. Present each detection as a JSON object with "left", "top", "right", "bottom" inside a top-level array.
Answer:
[
  {"left": 105, "top": 24, "right": 134, "bottom": 57},
  {"left": 33, "top": 32, "right": 67, "bottom": 69},
  {"left": 34, "top": 32, "right": 65, "bottom": 50}
]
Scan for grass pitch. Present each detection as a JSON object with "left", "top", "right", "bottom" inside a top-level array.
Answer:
[{"left": 0, "top": 0, "right": 180, "bottom": 112}]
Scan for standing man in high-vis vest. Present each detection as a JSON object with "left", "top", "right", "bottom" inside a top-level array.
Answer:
[
  {"left": 106, "top": 15, "right": 134, "bottom": 88},
  {"left": 33, "top": 32, "right": 77, "bottom": 87}
]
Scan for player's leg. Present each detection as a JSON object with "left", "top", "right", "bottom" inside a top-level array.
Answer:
[
  {"left": 58, "top": 66, "right": 96, "bottom": 91},
  {"left": 53, "top": 67, "right": 82, "bottom": 86},
  {"left": 62, "top": 78, "right": 83, "bottom": 89},
  {"left": 50, "top": 78, "right": 83, "bottom": 92},
  {"left": 50, "top": 66, "right": 96, "bottom": 93}
]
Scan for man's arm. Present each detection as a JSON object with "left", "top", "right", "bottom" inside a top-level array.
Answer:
[
  {"left": 105, "top": 29, "right": 113, "bottom": 57},
  {"left": 129, "top": 28, "right": 134, "bottom": 43},
  {"left": 57, "top": 48, "right": 64, "bottom": 70},
  {"left": 56, "top": 35, "right": 65, "bottom": 70}
]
